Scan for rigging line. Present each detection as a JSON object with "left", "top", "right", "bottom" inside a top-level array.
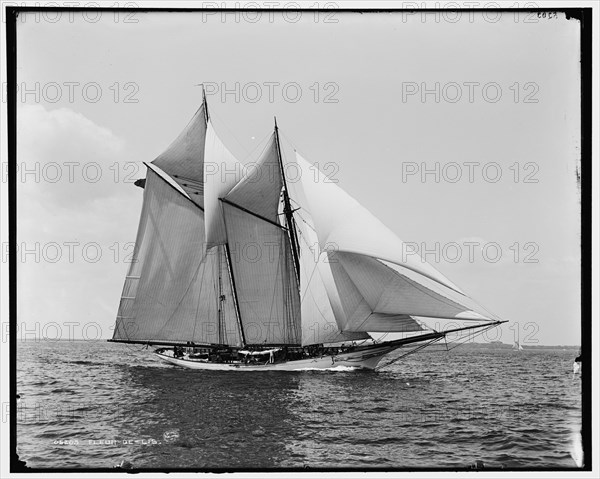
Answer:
[
  {"left": 294, "top": 210, "right": 316, "bottom": 231},
  {"left": 277, "top": 129, "right": 301, "bottom": 160},
  {"left": 206, "top": 112, "right": 273, "bottom": 166},
  {"left": 156, "top": 255, "right": 206, "bottom": 338},
  {"left": 296, "top": 226, "right": 321, "bottom": 304},
  {"left": 288, "top": 196, "right": 302, "bottom": 209},
  {"left": 445, "top": 324, "right": 497, "bottom": 352},
  {"left": 206, "top": 107, "right": 252, "bottom": 157},
  {"left": 240, "top": 130, "right": 273, "bottom": 164},
  {"left": 375, "top": 337, "right": 445, "bottom": 371},
  {"left": 456, "top": 294, "right": 502, "bottom": 323}
]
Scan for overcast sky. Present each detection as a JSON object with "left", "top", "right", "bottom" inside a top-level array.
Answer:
[{"left": 8, "top": 7, "right": 583, "bottom": 345}]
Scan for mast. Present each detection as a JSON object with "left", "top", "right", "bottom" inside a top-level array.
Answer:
[{"left": 274, "top": 118, "right": 301, "bottom": 281}]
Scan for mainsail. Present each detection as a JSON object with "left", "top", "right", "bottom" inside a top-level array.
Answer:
[
  {"left": 113, "top": 166, "right": 241, "bottom": 346},
  {"left": 112, "top": 98, "right": 502, "bottom": 351}
]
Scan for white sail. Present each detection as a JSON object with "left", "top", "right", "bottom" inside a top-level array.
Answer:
[
  {"left": 294, "top": 152, "right": 463, "bottom": 294},
  {"left": 203, "top": 121, "right": 244, "bottom": 248},
  {"left": 151, "top": 104, "right": 207, "bottom": 207},
  {"left": 113, "top": 166, "right": 241, "bottom": 346},
  {"left": 330, "top": 252, "right": 498, "bottom": 332},
  {"left": 226, "top": 135, "right": 282, "bottom": 222}
]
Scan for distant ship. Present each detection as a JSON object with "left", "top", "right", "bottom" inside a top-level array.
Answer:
[
  {"left": 109, "top": 91, "right": 505, "bottom": 371},
  {"left": 513, "top": 341, "right": 524, "bottom": 351}
]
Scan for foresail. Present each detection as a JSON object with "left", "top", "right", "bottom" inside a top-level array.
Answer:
[
  {"left": 151, "top": 104, "right": 207, "bottom": 207},
  {"left": 113, "top": 166, "right": 242, "bottom": 346}
]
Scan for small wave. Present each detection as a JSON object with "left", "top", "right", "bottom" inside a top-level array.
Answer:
[{"left": 50, "top": 388, "right": 77, "bottom": 394}]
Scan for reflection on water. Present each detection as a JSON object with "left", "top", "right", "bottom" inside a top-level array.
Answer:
[{"left": 17, "top": 341, "right": 582, "bottom": 469}]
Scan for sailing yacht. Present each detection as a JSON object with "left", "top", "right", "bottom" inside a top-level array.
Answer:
[{"left": 109, "top": 92, "right": 506, "bottom": 370}]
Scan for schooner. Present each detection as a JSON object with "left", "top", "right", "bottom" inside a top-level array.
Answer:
[{"left": 109, "top": 93, "right": 506, "bottom": 370}]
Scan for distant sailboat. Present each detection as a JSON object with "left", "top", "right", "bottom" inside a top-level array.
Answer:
[
  {"left": 513, "top": 341, "right": 524, "bottom": 351},
  {"left": 109, "top": 92, "right": 506, "bottom": 371}
]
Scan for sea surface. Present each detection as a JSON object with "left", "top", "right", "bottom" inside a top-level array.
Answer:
[{"left": 16, "top": 340, "right": 583, "bottom": 470}]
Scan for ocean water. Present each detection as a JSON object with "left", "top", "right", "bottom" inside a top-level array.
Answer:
[{"left": 16, "top": 340, "right": 583, "bottom": 470}]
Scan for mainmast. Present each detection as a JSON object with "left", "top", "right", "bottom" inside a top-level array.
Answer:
[{"left": 274, "top": 118, "right": 301, "bottom": 281}]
